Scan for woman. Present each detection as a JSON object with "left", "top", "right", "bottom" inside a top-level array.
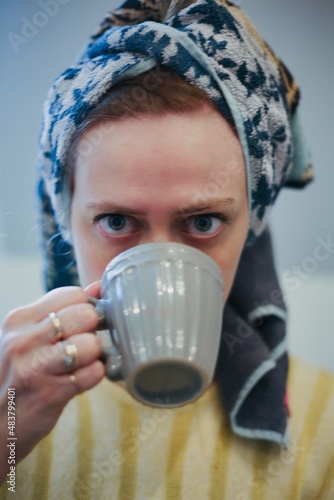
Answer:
[{"left": 1, "top": 0, "right": 333, "bottom": 498}]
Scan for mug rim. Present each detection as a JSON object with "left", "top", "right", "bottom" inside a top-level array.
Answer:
[{"left": 102, "top": 242, "right": 223, "bottom": 292}]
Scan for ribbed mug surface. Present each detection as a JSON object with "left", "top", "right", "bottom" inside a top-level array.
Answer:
[{"left": 101, "top": 243, "right": 224, "bottom": 407}]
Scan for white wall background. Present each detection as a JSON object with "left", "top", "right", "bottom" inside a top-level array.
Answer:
[{"left": 0, "top": 0, "right": 333, "bottom": 372}]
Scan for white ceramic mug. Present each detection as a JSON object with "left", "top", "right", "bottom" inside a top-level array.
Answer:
[{"left": 92, "top": 242, "right": 224, "bottom": 407}]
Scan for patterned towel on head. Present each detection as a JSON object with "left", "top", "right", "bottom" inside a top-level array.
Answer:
[{"left": 37, "top": 0, "right": 313, "bottom": 445}]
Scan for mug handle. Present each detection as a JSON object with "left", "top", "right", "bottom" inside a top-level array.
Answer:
[{"left": 87, "top": 297, "right": 123, "bottom": 381}]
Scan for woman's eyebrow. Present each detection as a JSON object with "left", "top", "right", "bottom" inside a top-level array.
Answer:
[
  {"left": 85, "top": 199, "right": 235, "bottom": 215},
  {"left": 85, "top": 202, "right": 146, "bottom": 215},
  {"left": 176, "top": 199, "right": 235, "bottom": 215}
]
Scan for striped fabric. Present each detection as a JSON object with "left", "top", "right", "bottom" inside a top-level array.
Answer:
[{"left": 1, "top": 356, "right": 333, "bottom": 499}]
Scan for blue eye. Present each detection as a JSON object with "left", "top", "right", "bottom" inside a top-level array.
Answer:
[
  {"left": 185, "top": 214, "right": 223, "bottom": 236},
  {"left": 106, "top": 215, "right": 126, "bottom": 231},
  {"left": 97, "top": 214, "right": 134, "bottom": 235},
  {"left": 194, "top": 216, "right": 214, "bottom": 232}
]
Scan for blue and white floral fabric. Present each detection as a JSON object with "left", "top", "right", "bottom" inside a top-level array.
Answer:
[
  {"left": 38, "top": 0, "right": 312, "bottom": 245},
  {"left": 37, "top": 0, "right": 313, "bottom": 445}
]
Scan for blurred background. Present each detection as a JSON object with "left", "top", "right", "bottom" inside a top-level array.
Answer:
[{"left": 1, "top": 0, "right": 333, "bottom": 372}]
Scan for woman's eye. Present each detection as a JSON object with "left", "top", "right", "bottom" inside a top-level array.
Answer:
[
  {"left": 97, "top": 214, "right": 136, "bottom": 235},
  {"left": 184, "top": 214, "right": 224, "bottom": 236}
]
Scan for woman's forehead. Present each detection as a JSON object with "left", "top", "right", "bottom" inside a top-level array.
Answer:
[{"left": 73, "top": 109, "right": 247, "bottom": 206}]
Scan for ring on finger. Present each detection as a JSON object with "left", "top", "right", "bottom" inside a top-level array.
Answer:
[
  {"left": 69, "top": 374, "right": 80, "bottom": 393},
  {"left": 61, "top": 340, "right": 79, "bottom": 372},
  {"left": 49, "top": 312, "right": 64, "bottom": 342}
]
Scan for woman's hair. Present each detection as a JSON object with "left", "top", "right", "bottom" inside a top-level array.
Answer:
[{"left": 68, "top": 67, "right": 219, "bottom": 173}]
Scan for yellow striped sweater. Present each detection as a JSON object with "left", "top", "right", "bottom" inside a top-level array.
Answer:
[{"left": 1, "top": 356, "right": 333, "bottom": 499}]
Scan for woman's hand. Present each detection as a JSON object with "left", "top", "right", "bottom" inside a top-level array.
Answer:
[{"left": 0, "top": 285, "right": 104, "bottom": 482}]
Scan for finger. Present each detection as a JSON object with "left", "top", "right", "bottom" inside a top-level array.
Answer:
[
  {"left": 18, "top": 361, "right": 105, "bottom": 417},
  {"left": 41, "top": 303, "right": 99, "bottom": 343},
  {"left": 13, "top": 333, "right": 101, "bottom": 384},
  {"left": 84, "top": 281, "right": 102, "bottom": 299},
  {"left": 3, "top": 287, "right": 89, "bottom": 330},
  {"left": 43, "top": 334, "right": 102, "bottom": 376},
  {"left": 3, "top": 301, "right": 100, "bottom": 354},
  {"left": 62, "top": 360, "right": 105, "bottom": 396}
]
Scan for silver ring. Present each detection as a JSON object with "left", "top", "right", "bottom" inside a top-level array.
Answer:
[
  {"left": 49, "top": 312, "right": 63, "bottom": 341},
  {"left": 61, "top": 340, "right": 79, "bottom": 372}
]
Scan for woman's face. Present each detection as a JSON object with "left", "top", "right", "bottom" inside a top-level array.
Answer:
[{"left": 70, "top": 104, "right": 249, "bottom": 300}]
